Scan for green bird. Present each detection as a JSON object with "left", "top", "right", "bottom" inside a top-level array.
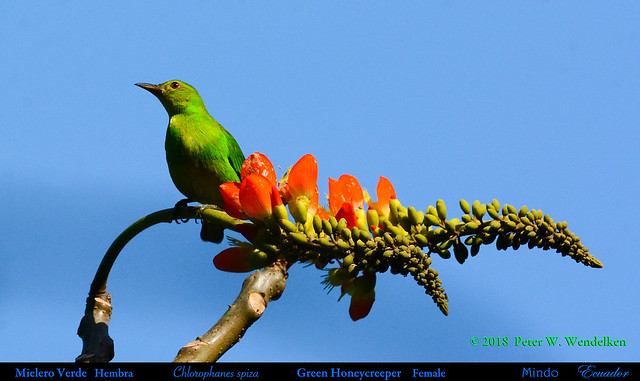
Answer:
[{"left": 136, "top": 80, "right": 245, "bottom": 243}]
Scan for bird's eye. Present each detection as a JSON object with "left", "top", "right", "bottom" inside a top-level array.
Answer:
[{"left": 171, "top": 82, "right": 181, "bottom": 89}]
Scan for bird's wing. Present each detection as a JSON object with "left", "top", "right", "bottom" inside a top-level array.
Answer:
[{"left": 227, "top": 134, "right": 245, "bottom": 180}]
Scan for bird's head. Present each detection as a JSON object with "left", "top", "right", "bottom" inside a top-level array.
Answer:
[{"left": 135, "top": 80, "right": 206, "bottom": 116}]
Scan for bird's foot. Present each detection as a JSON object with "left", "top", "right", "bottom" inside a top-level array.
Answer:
[
  {"left": 195, "top": 204, "right": 226, "bottom": 243},
  {"left": 173, "top": 198, "right": 193, "bottom": 224}
]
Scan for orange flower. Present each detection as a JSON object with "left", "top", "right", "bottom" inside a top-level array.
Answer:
[
  {"left": 220, "top": 152, "right": 280, "bottom": 221},
  {"left": 328, "top": 175, "right": 365, "bottom": 230},
  {"left": 213, "top": 247, "right": 259, "bottom": 273},
  {"left": 241, "top": 152, "right": 277, "bottom": 186},
  {"left": 341, "top": 272, "right": 376, "bottom": 321},
  {"left": 348, "top": 290, "right": 376, "bottom": 321},
  {"left": 239, "top": 174, "right": 283, "bottom": 221},
  {"left": 280, "top": 154, "right": 319, "bottom": 223},
  {"left": 365, "top": 176, "right": 397, "bottom": 217},
  {"left": 219, "top": 182, "right": 244, "bottom": 219},
  {"left": 315, "top": 206, "right": 331, "bottom": 221}
]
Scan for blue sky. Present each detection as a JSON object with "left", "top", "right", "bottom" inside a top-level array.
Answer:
[{"left": 1, "top": 2, "right": 638, "bottom": 362}]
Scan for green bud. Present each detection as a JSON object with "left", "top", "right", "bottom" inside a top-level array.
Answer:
[
  {"left": 322, "top": 219, "right": 333, "bottom": 235},
  {"left": 342, "top": 254, "right": 354, "bottom": 266},
  {"left": 506, "top": 204, "right": 517, "bottom": 215},
  {"left": 279, "top": 218, "right": 298, "bottom": 233},
  {"left": 366, "top": 208, "right": 379, "bottom": 230},
  {"left": 490, "top": 220, "right": 501, "bottom": 229},
  {"left": 288, "top": 231, "right": 308, "bottom": 245},
  {"left": 436, "top": 199, "right": 447, "bottom": 221},
  {"left": 438, "top": 239, "right": 453, "bottom": 250},
  {"left": 491, "top": 199, "right": 500, "bottom": 212},
  {"left": 337, "top": 217, "right": 348, "bottom": 232},
  {"left": 445, "top": 220, "right": 457, "bottom": 232},
  {"left": 426, "top": 205, "right": 437, "bottom": 216},
  {"left": 432, "top": 227, "right": 446, "bottom": 240},
  {"left": 472, "top": 200, "right": 486, "bottom": 220},
  {"left": 465, "top": 221, "right": 479, "bottom": 230},
  {"left": 383, "top": 249, "right": 394, "bottom": 258},
  {"left": 358, "top": 228, "right": 371, "bottom": 240},
  {"left": 351, "top": 226, "right": 360, "bottom": 241},
  {"left": 459, "top": 199, "right": 471, "bottom": 214},
  {"left": 470, "top": 244, "right": 480, "bottom": 257},
  {"left": 518, "top": 205, "right": 528, "bottom": 217},
  {"left": 461, "top": 213, "right": 473, "bottom": 223},
  {"left": 318, "top": 237, "right": 334, "bottom": 248},
  {"left": 290, "top": 197, "right": 310, "bottom": 224},
  {"left": 437, "top": 248, "right": 451, "bottom": 259},
  {"left": 425, "top": 213, "right": 441, "bottom": 227},
  {"left": 341, "top": 227, "right": 352, "bottom": 241},
  {"left": 414, "top": 233, "right": 429, "bottom": 247},
  {"left": 408, "top": 206, "right": 425, "bottom": 226},
  {"left": 336, "top": 239, "right": 352, "bottom": 250},
  {"left": 384, "top": 232, "right": 395, "bottom": 246},
  {"left": 453, "top": 240, "right": 468, "bottom": 264},
  {"left": 313, "top": 215, "right": 323, "bottom": 235},
  {"left": 273, "top": 204, "right": 288, "bottom": 221},
  {"left": 486, "top": 205, "right": 501, "bottom": 220},
  {"left": 389, "top": 198, "right": 402, "bottom": 223}
]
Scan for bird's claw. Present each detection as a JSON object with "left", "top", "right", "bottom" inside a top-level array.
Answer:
[{"left": 173, "top": 198, "right": 193, "bottom": 224}]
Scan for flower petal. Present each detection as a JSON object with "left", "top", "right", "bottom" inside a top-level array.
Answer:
[
  {"left": 241, "top": 152, "right": 277, "bottom": 186},
  {"left": 239, "top": 174, "right": 282, "bottom": 220},
  {"left": 335, "top": 202, "right": 358, "bottom": 230},
  {"left": 373, "top": 176, "right": 397, "bottom": 217},
  {"left": 213, "top": 247, "right": 256, "bottom": 273},
  {"left": 349, "top": 291, "right": 375, "bottom": 321},
  {"left": 308, "top": 184, "right": 319, "bottom": 215},
  {"left": 288, "top": 154, "right": 318, "bottom": 201},
  {"left": 328, "top": 178, "right": 347, "bottom": 216},
  {"left": 338, "top": 174, "right": 364, "bottom": 210},
  {"left": 347, "top": 273, "right": 376, "bottom": 321},
  {"left": 315, "top": 206, "right": 331, "bottom": 220},
  {"left": 219, "top": 182, "right": 245, "bottom": 219}
]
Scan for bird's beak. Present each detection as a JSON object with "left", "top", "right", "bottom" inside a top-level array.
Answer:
[{"left": 135, "top": 82, "right": 164, "bottom": 96}]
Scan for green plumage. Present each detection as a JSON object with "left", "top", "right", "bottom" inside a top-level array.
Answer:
[{"left": 136, "top": 80, "right": 245, "bottom": 241}]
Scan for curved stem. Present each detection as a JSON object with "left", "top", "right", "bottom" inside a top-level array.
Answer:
[{"left": 77, "top": 206, "right": 248, "bottom": 362}]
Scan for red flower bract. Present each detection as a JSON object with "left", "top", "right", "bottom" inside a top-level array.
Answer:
[
  {"left": 328, "top": 175, "right": 365, "bottom": 229},
  {"left": 219, "top": 182, "right": 244, "bottom": 219},
  {"left": 213, "top": 247, "right": 255, "bottom": 273},
  {"left": 239, "top": 173, "right": 283, "bottom": 220},
  {"left": 241, "top": 152, "right": 277, "bottom": 186},
  {"left": 286, "top": 154, "right": 318, "bottom": 202},
  {"left": 366, "top": 176, "right": 397, "bottom": 217}
]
